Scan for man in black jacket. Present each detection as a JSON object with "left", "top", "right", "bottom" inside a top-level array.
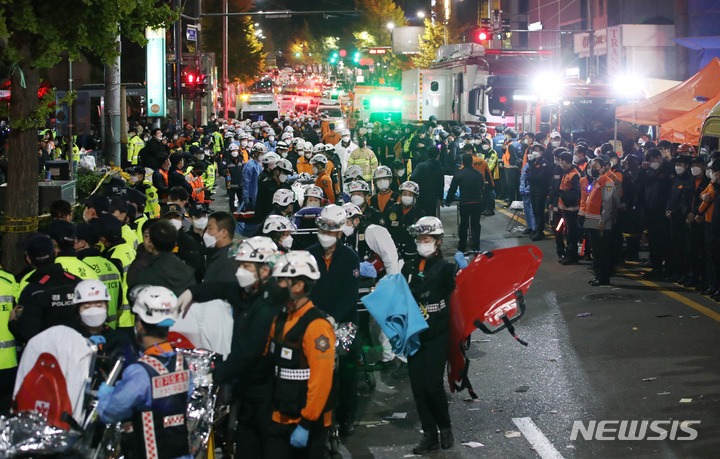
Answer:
[
  {"left": 557, "top": 151, "right": 582, "bottom": 264},
  {"left": 638, "top": 148, "right": 674, "bottom": 279},
  {"left": 665, "top": 155, "right": 695, "bottom": 282},
  {"left": 411, "top": 147, "right": 444, "bottom": 217},
  {"left": 526, "top": 145, "right": 553, "bottom": 241},
  {"left": 446, "top": 154, "right": 484, "bottom": 252},
  {"left": 180, "top": 236, "right": 282, "bottom": 457},
  {"left": 168, "top": 152, "right": 194, "bottom": 198},
  {"left": 409, "top": 127, "right": 432, "bottom": 171}
]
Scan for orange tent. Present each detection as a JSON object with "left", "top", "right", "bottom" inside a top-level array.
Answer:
[
  {"left": 659, "top": 94, "right": 720, "bottom": 145},
  {"left": 615, "top": 58, "right": 720, "bottom": 126}
]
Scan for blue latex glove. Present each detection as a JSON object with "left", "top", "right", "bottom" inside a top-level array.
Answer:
[
  {"left": 89, "top": 335, "right": 106, "bottom": 345},
  {"left": 97, "top": 382, "right": 114, "bottom": 399},
  {"left": 359, "top": 261, "right": 377, "bottom": 278},
  {"left": 289, "top": 425, "right": 309, "bottom": 448},
  {"left": 454, "top": 251, "right": 468, "bottom": 269}
]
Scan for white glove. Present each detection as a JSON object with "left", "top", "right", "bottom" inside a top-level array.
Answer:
[
  {"left": 327, "top": 315, "right": 337, "bottom": 330},
  {"left": 178, "top": 290, "right": 193, "bottom": 318}
]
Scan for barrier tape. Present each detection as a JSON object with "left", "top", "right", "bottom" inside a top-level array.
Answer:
[{"left": 0, "top": 216, "right": 40, "bottom": 233}]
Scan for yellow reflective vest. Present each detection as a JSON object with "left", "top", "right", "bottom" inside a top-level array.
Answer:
[
  {"left": 79, "top": 254, "right": 122, "bottom": 329},
  {"left": 0, "top": 269, "right": 17, "bottom": 370}
]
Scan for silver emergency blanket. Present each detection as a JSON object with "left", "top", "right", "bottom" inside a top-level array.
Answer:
[
  {"left": 0, "top": 411, "right": 81, "bottom": 458},
  {"left": 335, "top": 322, "right": 358, "bottom": 355},
  {"left": 179, "top": 348, "right": 218, "bottom": 456}
]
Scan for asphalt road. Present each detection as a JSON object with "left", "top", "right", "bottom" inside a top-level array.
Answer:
[{"left": 210, "top": 182, "right": 720, "bottom": 458}]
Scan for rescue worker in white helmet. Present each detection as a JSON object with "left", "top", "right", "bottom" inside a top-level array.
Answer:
[
  {"left": 177, "top": 237, "right": 281, "bottom": 457},
  {"left": 307, "top": 205, "right": 360, "bottom": 437},
  {"left": 370, "top": 165, "right": 400, "bottom": 216},
  {"left": 404, "top": 216, "right": 454, "bottom": 454},
  {"left": 96, "top": 286, "right": 193, "bottom": 459},
  {"left": 384, "top": 181, "right": 425, "bottom": 261},
  {"left": 262, "top": 215, "right": 296, "bottom": 252},
  {"left": 346, "top": 180, "right": 385, "bottom": 226},
  {"left": 311, "top": 154, "right": 335, "bottom": 204},
  {"left": 255, "top": 158, "right": 294, "bottom": 222},
  {"left": 302, "top": 185, "right": 325, "bottom": 208}
]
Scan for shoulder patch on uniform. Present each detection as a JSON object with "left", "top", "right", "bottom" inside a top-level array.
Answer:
[
  {"left": 353, "top": 268, "right": 360, "bottom": 278},
  {"left": 315, "top": 335, "right": 330, "bottom": 352},
  {"left": 388, "top": 212, "right": 397, "bottom": 221}
]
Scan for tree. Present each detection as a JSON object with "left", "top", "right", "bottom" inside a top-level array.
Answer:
[
  {"left": 0, "top": 0, "right": 177, "bottom": 273},
  {"left": 412, "top": 17, "right": 445, "bottom": 68},
  {"left": 202, "top": 0, "right": 267, "bottom": 85}
]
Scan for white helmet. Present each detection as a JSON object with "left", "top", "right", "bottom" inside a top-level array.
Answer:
[
  {"left": 312, "top": 143, "right": 325, "bottom": 154},
  {"left": 373, "top": 166, "right": 392, "bottom": 180},
  {"left": 346, "top": 180, "right": 370, "bottom": 194},
  {"left": 277, "top": 140, "right": 290, "bottom": 151},
  {"left": 309, "top": 154, "right": 328, "bottom": 165},
  {"left": 237, "top": 131, "right": 248, "bottom": 140},
  {"left": 251, "top": 142, "right": 268, "bottom": 154},
  {"left": 261, "top": 151, "right": 279, "bottom": 165},
  {"left": 344, "top": 165, "right": 363, "bottom": 181},
  {"left": 263, "top": 215, "right": 297, "bottom": 234},
  {"left": 342, "top": 203, "right": 363, "bottom": 219},
  {"left": 340, "top": 129, "right": 351, "bottom": 137},
  {"left": 304, "top": 186, "right": 324, "bottom": 200},
  {"left": 272, "top": 188, "right": 296, "bottom": 207},
  {"left": 234, "top": 236, "right": 278, "bottom": 263},
  {"left": 399, "top": 180, "right": 420, "bottom": 195},
  {"left": 228, "top": 143, "right": 239, "bottom": 151},
  {"left": 276, "top": 158, "right": 294, "bottom": 174},
  {"left": 271, "top": 250, "right": 321, "bottom": 280},
  {"left": 304, "top": 141, "right": 312, "bottom": 151},
  {"left": 409, "top": 216, "right": 444, "bottom": 237},
  {"left": 281, "top": 132, "right": 293, "bottom": 142},
  {"left": 294, "top": 139, "right": 305, "bottom": 152},
  {"left": 224, "top": 130, "right": 234, "bottom": 139},
  {"left": 131, "top": 286, "right": 180, "bottom": 326},
  {"left": 316, "top": 204, "right": 346, "bottom": 231},
  {"left": 324, "top": 143, "right": 335, "bottom": 152},
  {"left": 284, "top": 126, "right": 294, "bottom": 132},
  {"left": 74, "top": 279, "right": 111, "bottom": 305}
]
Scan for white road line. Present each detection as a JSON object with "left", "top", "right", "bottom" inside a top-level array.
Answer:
[{"left": 512, "top": 417, "right": 565, "bottom": 459}]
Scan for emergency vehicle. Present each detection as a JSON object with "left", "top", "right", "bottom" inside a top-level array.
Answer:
[{"left": 352, "top": 85, "right": 402, "bottom": 124}]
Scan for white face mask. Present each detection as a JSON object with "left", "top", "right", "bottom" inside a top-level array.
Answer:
[
  {"left": 416, "top": 241, "right": 436, "bottom": 258},
  {"left": 129, "top": 175, "right": 139, "bottom": 184},
  {"left": 203, "top": 232, "right": 217, "bottom": 248},
  {"left": 304, "top": 152, "right": 312, "bottom": 158},
  {"left": 281, "top": 235, "right": 293, "bottom": 250},
  {"left": 482, "top": 144, "right": 490, "bottom": 151},
  {"left": 196, "top": 154, "right": 205, "bottom": 161},
  {"left": 281, "top": 152, "right": 288, "bottom": 158},
  {"left": 350, "top": 195, "right": 365, "bottom": 207},
  {"left": 691, "top": 166, "right": 703, "bottom": 177},
  {"left": 401, "top": 195, "right": 415, "bottom": 206},
  {"left": 269, "top": 136, "right": 275, "bottom": 142},
  {"left": 312, "top": 166, "right": 319, "bottom": 175},
  {"left": 80, "top": 307, "right": 107, "bottom": 328},
  {"left": 242, "top": 140, "right": 250, "bottom": 147},
  {"left": 675, "top": 166, "right": 686, "bottom": 175},
  {"left": 572, "top": 155, "right": 580, "bottom": 164},
  {"left": 279, "top": 173, "right": 288, "bottom": 183},
  {"left": 342, "top": 136, "right": 351, "bottom": 143},
  {"left": 306, "top": 199, "right": 321, "bottom": 207},
  {"left": 318, "top": 233, "right": 337, "bottom": 248},
  {"left": 551, "top": 141, "right": 561, "bottom": 148},
  {"left": 649, "top": 162, "right": 660, "bottom": 170},
  {"left": 235, "top": 267, "right": 257, "bottom": 289},
  {"left": 376, "top": 179, "right": 390, "bottom": 191},
  {"left": 342, "top": 224, "right": 354, "bottom": 237},
  {"left": 169, "top": 219, "right": 183, "bottom": 230},
  {"left": 231, "top": 151, "right": 239, "bottom": 158},
  {"left": 397, "top": 169, "right": 405, "bottom": 177},
  {"left": 531, "top": 152, "right": 541, "bottom": 160},
  {"left": 193, "top": 217, "right": 208, "bottom": 230}
]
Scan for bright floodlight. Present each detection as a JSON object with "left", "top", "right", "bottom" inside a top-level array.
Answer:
[
  {"left": 532, "top": 72, "right": 564, "bottom": 101},
  {"left": 387, "top": 22, "right": 395, "bottom": 30},
  {"left": 417, "top": 11, "right": 426, "bottom": 18},
  {"left": 613, "top": 74, "right": 644, "bottom": 99}
]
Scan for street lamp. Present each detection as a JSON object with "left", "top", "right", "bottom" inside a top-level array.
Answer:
[
  {"left": 387, "top": 22, "right": 394, "bottom": 30},
  {"left": 417, "top": 11, "right": 425, "bottom": 18}
]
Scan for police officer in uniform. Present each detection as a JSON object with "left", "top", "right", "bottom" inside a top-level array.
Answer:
[
  {"left": 264, "top": 251, "right": 336, "bottom": 458},
  {"left": 0, "top": 268, "right": 17, "bottom": 411},
  {"left": 96, "top": 286, "right": 192, "bottom": 459},
  {"left": 404, "top": 217, "right": 455, "bottom": 454},
  {"left": 127, "top": 165, "right": 160, "bottom": 219},
  {"left": 9, "top": 234, "right": 82, "bottom": 345},
  {"left": 385, "top": 181, "right": 425, "bottom": 262}
]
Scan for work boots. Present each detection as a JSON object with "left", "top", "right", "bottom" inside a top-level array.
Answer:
[
  {"left": 440, "top": 428, "right": 455, "bottom": 449},
  {"left": 412, "top": 434, "right": 440, "bottom": 454}
]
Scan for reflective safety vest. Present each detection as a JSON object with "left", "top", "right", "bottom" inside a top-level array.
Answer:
[
  {"left": 0, "top": 269, "right": 17, "bottom": 370},
  {"left": 127, "top": 135, "right": 145, "bottom": 165},
  {"left": 135, "top": 214, "right": 149, "bottom": 243},
  {"left": 105, "top": 242, "right": 136, "bottom": 328},
  {"left": 558, "top": 168, "right": 581, "bottom": 211},
  {"left": 17, "top": 255, "right": 100, "bottom": 297},
  {"left": 213, "top": 132, "right": 223, "bottom": 155},
  {"left": 122, "top": 224, "right": 139, "bottom": 251},
  {"left": 80, "top": 255, "right": 122, "bottom": 329},
  {"left": 140, "top": 180, "right": 160, "bottom": 219},
  {"left": 187, "top": 171, "right": 205, "bottom": 202},
  {"left": 120, "top": 353, "right": 191, "bottom": 459},
  {"left": 203, "top": 162, "right": 216, "bottom": 191}
]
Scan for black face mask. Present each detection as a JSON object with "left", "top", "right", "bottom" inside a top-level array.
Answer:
[
  {"left": 589, "top": 169, "right": 600, "bottom": 179},
  {"left": 266, "top": 277, "right": 291, "bottom": 304}
]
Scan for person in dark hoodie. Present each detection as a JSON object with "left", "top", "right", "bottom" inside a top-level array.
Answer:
[
  {"left": 526, "top": 144, "right": 553, "bottom": 241},
  {"left": 664, "top": 155, "right": 695, "bottom": 282},
  {"left": 410, "top": 146, "right": 444, "bottom": 217}
]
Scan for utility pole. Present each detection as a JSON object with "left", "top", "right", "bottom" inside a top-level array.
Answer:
[
  {"left": 223, "top": 0, "right": 229, "bottom": 118},
  {"left": 587, "top": 0, "right": 595, "bottom": 82},
  {"left": 68, "top": 59, "right": 74, "bottom": 178},
  {"left": 103, "top": 32, "right": 121, "bottom": 167},
  {"left": 175, "top": 0, "right": 183, "bottom": 127}
]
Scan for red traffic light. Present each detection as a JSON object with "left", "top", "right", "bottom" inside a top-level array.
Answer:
[
  {"left": 186, "top": 73, "right": 196, "bottom": 84},
  {"left": 478, "top": 31, "right": 489, "bottom": 41},
  {"left": 339, "top": 49, "right": 347, "bottom": 57},
  {"left": 499, "top": 96, "right": 507, "bottom": 103}
]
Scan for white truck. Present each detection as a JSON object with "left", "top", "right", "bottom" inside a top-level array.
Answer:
[{"left": 239, "top": 94, "right": 279, "bottom": 122}]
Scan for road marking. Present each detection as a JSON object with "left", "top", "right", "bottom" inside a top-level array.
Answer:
[
  {"left": 618, "top": 268, "right": 720, "bottom": 323},
  {"left": 512, "top": 417, "right": 565, "bottom": 459}
]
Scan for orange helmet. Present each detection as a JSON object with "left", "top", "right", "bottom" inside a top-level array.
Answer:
[{"left": 677, "top": 143, "right": 695, "bottom": 155}]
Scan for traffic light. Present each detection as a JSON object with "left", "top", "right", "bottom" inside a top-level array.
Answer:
[
  {"left": 329, "top": 52, "right": 339, "bottom": 64},
  {"left": 339, "top": 49, "right": 347, "bottom": 57},
  {"left": 180, "top": 67, "right": 208, "bottom": 99},
  {"left": 353, "top": 52, "right": 360, "bottom": 63},
  {"left": 472, "top": 26, "right": 491, "bottom": 43}
]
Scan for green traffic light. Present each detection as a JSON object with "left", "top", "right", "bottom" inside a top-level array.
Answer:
[
  {"left": 330, "top": 57, "right": 336, "bottom": 63},
  {"left": 332, "top": 52, "right": 339, "bottom": 58},
  {"left": 294, "top": 52, "right": 301, "bottom": 57}
]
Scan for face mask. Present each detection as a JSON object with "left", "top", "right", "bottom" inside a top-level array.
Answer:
[
  {"left": 173, "top": 135, "right": 179, "bottom": 140},
  {"left": 572, "top": 155, "right": 580, "bottom": 164},
  {"left": 342, "top": 224, "right": 354, "bottom": 237},
  {"left": 196, "top": 154, "right": 205, "bottom": 161},
  {"left": 589, "top": 169, "right": 600, "bottom": 179},
  {"left": 235, "top": 267, "right": 257, "bottom": 289},
  {"left": 80, "top": 307, "right": 107, "bottom": 328},
  {"left": 306, "top": 199, "right": 321, "bottom": 207},
  {"left": 315, "top": 129, "right": 321, "bottom": 134},
  {"left": 193, "top": 217, "right": 208, "bottom": 230},
  {"left": 267, "top": 277, "right": 291, "bottom": 304},
  {"left": 129, "top": 175, "right": 139, "bottom": 184},
  {"left": 351, "top": 195, "right": 365, "bottom": 207},
  {"left": 531, "top": 152, "right": 541, "bottom": 160},
  {"left": 281, "top": 151, "right": 288, "bottom": 158},
  {"left": 281, "top": 235, "right": 293, "bottom": 250},
  {"left": 318, "top": 233, "right": 337, "bottom": 248},
  {"left": 401, "top": 195, "right": 415, "bottom": 206},
  {"left": 397, "top": 169, "right": 405, "bottom": 177},
  {"left": 368, "top": 129, "right": 373, "bottom": 134},
  {"left": 342, "top": 137, "right": 350, "bottom": 144},
  {"left": 169, "top": 219, "right": 183, "bottom": 230},
  {"left": 691, "top": 166, "right": 703, "bottom": 177},
  {"left": 706, "top": 169, "right": 713, "bottom": 179},
  {"left": 482, "top": 144, "right": 490, "bottom": 151},
  {"left": 675, "top": 166, "right": 686, "bottom": 175},
  {"left": 554, "top": 159, "right": 562, "bottom": 166},
  {"left": 377, "top": 179, "right": 390, "bottom": 191},
  {"left": 523, "top": 139, "right": 529, "bottom": 145},
  {"left": 254, "top": 129, "right": 260, "bottom": 134},
  {"left": 231, "top": 151, "right": 239, "bottom": 158},
  {"left": 203, "top": 232, "right": 217, "bottom": 248},
  {"left": 269, "top": 136, "right": 275, "bottom": 142},
  {"left": 416, "top": 241, "right": 436, "bottom": 258},
  {"left": 551, "top": 141, "right": 561, "bottom": 148},
  {"left": 649, "top": 162, "right": 660, "bottom": 170},
  {"left": 312, "top": 166, "right": 319, "bottom": 175},
  {"left": 279, "top": 173, "right": 288, "bottom": 183},
  {"left": 304, "top": 152, "right": 312, "bottom": 158},
  {"left": 458, "top": 142, "right": 465, "bottom": 149},
  {"left": 240, "top": 140, "right": 248, "bottom": 148}
]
